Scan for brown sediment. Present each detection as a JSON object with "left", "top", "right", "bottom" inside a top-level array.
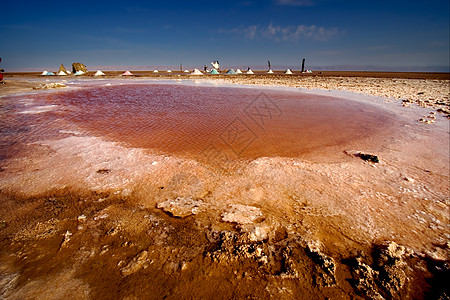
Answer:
[{"left": 0, "top": 76, "right": 449, "bottom": 299}]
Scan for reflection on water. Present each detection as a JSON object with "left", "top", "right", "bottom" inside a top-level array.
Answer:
[{"left": 1, "top": 83, "right": 398, "bottom": 165}]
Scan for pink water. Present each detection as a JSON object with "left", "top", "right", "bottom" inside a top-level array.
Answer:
[{"left": 1, "top": 83, "right": 399, "bottom": 165}]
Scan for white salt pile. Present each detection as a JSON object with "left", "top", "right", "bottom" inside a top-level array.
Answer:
[
  {"left": 246, "top": 69, "right": 254, "bottom": 74},
  {"left": 284, "top": 69, "right": 293, "bottom": 75},
  {"left": 267, "top": 69, "right": 274, "bottom": 74},
  {"left": 190, "top": 69, "right": 203, "bottom": 75},
  {"left": 57, "top": 71, "right": 67, "bottom": 76},
  {"left": 236, "top": 69, "right": 243, "bottom": 74},
  {"left": 94, "top": 70, "right": 105, "bottom": 76},
  {"left": 121, "top": 71, "right": 133, "bottom": 76}
]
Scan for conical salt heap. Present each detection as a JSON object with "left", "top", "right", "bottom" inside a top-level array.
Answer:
[
  {"left": 284, "top": 69, "right": 293, "bottom": 74},
  {"left": 121, "top": 71, "right": 133, "bottom": 76},
  {"left": 94, "top": 70, "right": 105, "bottom": 76},
  {"left": 190, "top": 69, "right": 203, "bottom": 75}
]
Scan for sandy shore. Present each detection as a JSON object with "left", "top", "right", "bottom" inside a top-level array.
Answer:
[{"left": 0, "top": 74, "right": 449, "bottom": 299}]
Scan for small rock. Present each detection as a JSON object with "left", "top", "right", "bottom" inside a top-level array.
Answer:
[
  {"left": 157, "top": 196, "right": 207, "bottom": 218},
  {"left": 121, "top": 251, "right": 149, "bottom": 276},
  {"left": 306, "top": 242, "right": 336, "bottom": 287},
  {"left": 239, "top": 224, "right": 270, "bottom": 242},
  {"left": 404, "top": 177, "right": 415, "bottom": 183},
  {"left": 221, "top": 204, "right": 263, "bottom": 225},
  {"left": 60, "top": 231, "right": 72, "bottom": 248},
  {"left": 359, "top": 153, "right": 379, "bottom": 163},
  {"left": 96, "top": 169, "right": 111, "bottom": 174},
  {"left": 351, "top": 257, "right": 384, "bottom": 299}
]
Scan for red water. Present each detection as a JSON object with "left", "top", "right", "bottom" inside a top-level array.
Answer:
[{"left": 2, "top": 83, "right": 399, "bottom": 165}]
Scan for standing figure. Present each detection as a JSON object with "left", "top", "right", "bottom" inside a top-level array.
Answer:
[{"left": 0, "top": 58, "right": 4, "bottom": 84}]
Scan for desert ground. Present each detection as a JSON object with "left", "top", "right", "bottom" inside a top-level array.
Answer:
[{"left": 0, "top": 72, "right": 449, "bottom": 299}]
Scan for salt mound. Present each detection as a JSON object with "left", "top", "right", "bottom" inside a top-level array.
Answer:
[
  {"left": 210, "top": 69, "right": 219, "bottom": 74},
  {"left": 184, "top": 69, "right": 190, "bottom": 73},
  {"left": 284, "top": 69, "right": 293, "bottom": 74},
  {"left": 236, "top": 69, "right": 242, "bottom": 74},
  {"left": 94, "top": 70, "right": 105, "bottom": 76},
  {"left": 153, "top": 70, "right": 159, "bottom": 73},
  {"left": 121, "top": 71, "right": 133, "bottom": 76},
  {"left": 267, "top": 69, "right": 274, "bottom": 74},
  {"left": 246, "top": 69, "right": 254, "bottom": 74},
  {"left": 57, "top": 71, "right": 67, "bottom": 76},
  {"left": 46, "top": 72, "right": 55, "bottom": 76},
  {"left": 190, "top": 69, "right": 203, "bottom": 75},
  {"left": 167, "top": 70, "right": 172, "bottom": 73},
  {"left": 41, "top": 71, "right": 48, "bottom": 76},
  {"left": 226, "top": 69, "right": 237, "bottom": 75},
  {"left": 74, "top": 71, "right": 84, "bottom": 76}
]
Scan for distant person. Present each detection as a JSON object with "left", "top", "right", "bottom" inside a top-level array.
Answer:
[{"left": 0, "top": 57, "right": 4, "bottom": 84}]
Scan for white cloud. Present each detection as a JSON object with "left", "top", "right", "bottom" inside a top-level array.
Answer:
[
  {"left": 219, "top": 23, "right": 340, "bottom": 42},
  {"left": 274, "top": 0, "right": 315, "bottom": 6}
]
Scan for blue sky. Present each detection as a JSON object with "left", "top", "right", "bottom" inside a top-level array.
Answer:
[{"left": 1, "top": 0, "right": 449, "bottom": 71}]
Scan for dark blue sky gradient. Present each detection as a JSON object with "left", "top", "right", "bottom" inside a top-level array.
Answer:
[{"left": 1, "top": 0, "right": 449, "bottom": 71}]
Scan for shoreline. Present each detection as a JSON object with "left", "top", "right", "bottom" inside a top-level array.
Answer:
[
  {"left": 2, "top": 73, "right": 449, "bottom": 116},
  {"left": 0, "top": 76, "right": 449, "bottom": 299}
]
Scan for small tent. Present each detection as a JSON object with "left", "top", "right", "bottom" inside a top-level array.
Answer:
[
  {"left": 94, "top": 70, "right": 105, "bottom": 76},
  {"left": 236, "top": 69, "right": 242, "bottom": 74},
  {"left": 226, "top": 69, "right": 237, "bottom": 75},
  {"left": 121, "top": 71, "right": 133, "bottom": 76},
  {"left": 74, "top": 70, "right": 84, "bottom": 76},
  {"left": 72, "top": 63, "right": 87, "bottom": 74},
  {"left": 246, "top": 69, "right": 254, "bottom": 74},
  {"left": 41, "top": 71, "right": 48, "bottom": 76},
  {"left": 190, "top": 69, "right": 203, "bottom": 75},
  {"left": 58, "top": 64, "right": 68, "bottom": 75},
  {"left": 284, "top": 69, "right": 293, "bottom": 75},
  {"left": 267, "top": 69, "right": 274, "bottom": 74},
  {"left": 209, "top": 69, "right": 219, "bottom": 74}
]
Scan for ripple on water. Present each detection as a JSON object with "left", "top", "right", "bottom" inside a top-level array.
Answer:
[{"left": 2, "top": 83, "right": 400, "bottom": 165}]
